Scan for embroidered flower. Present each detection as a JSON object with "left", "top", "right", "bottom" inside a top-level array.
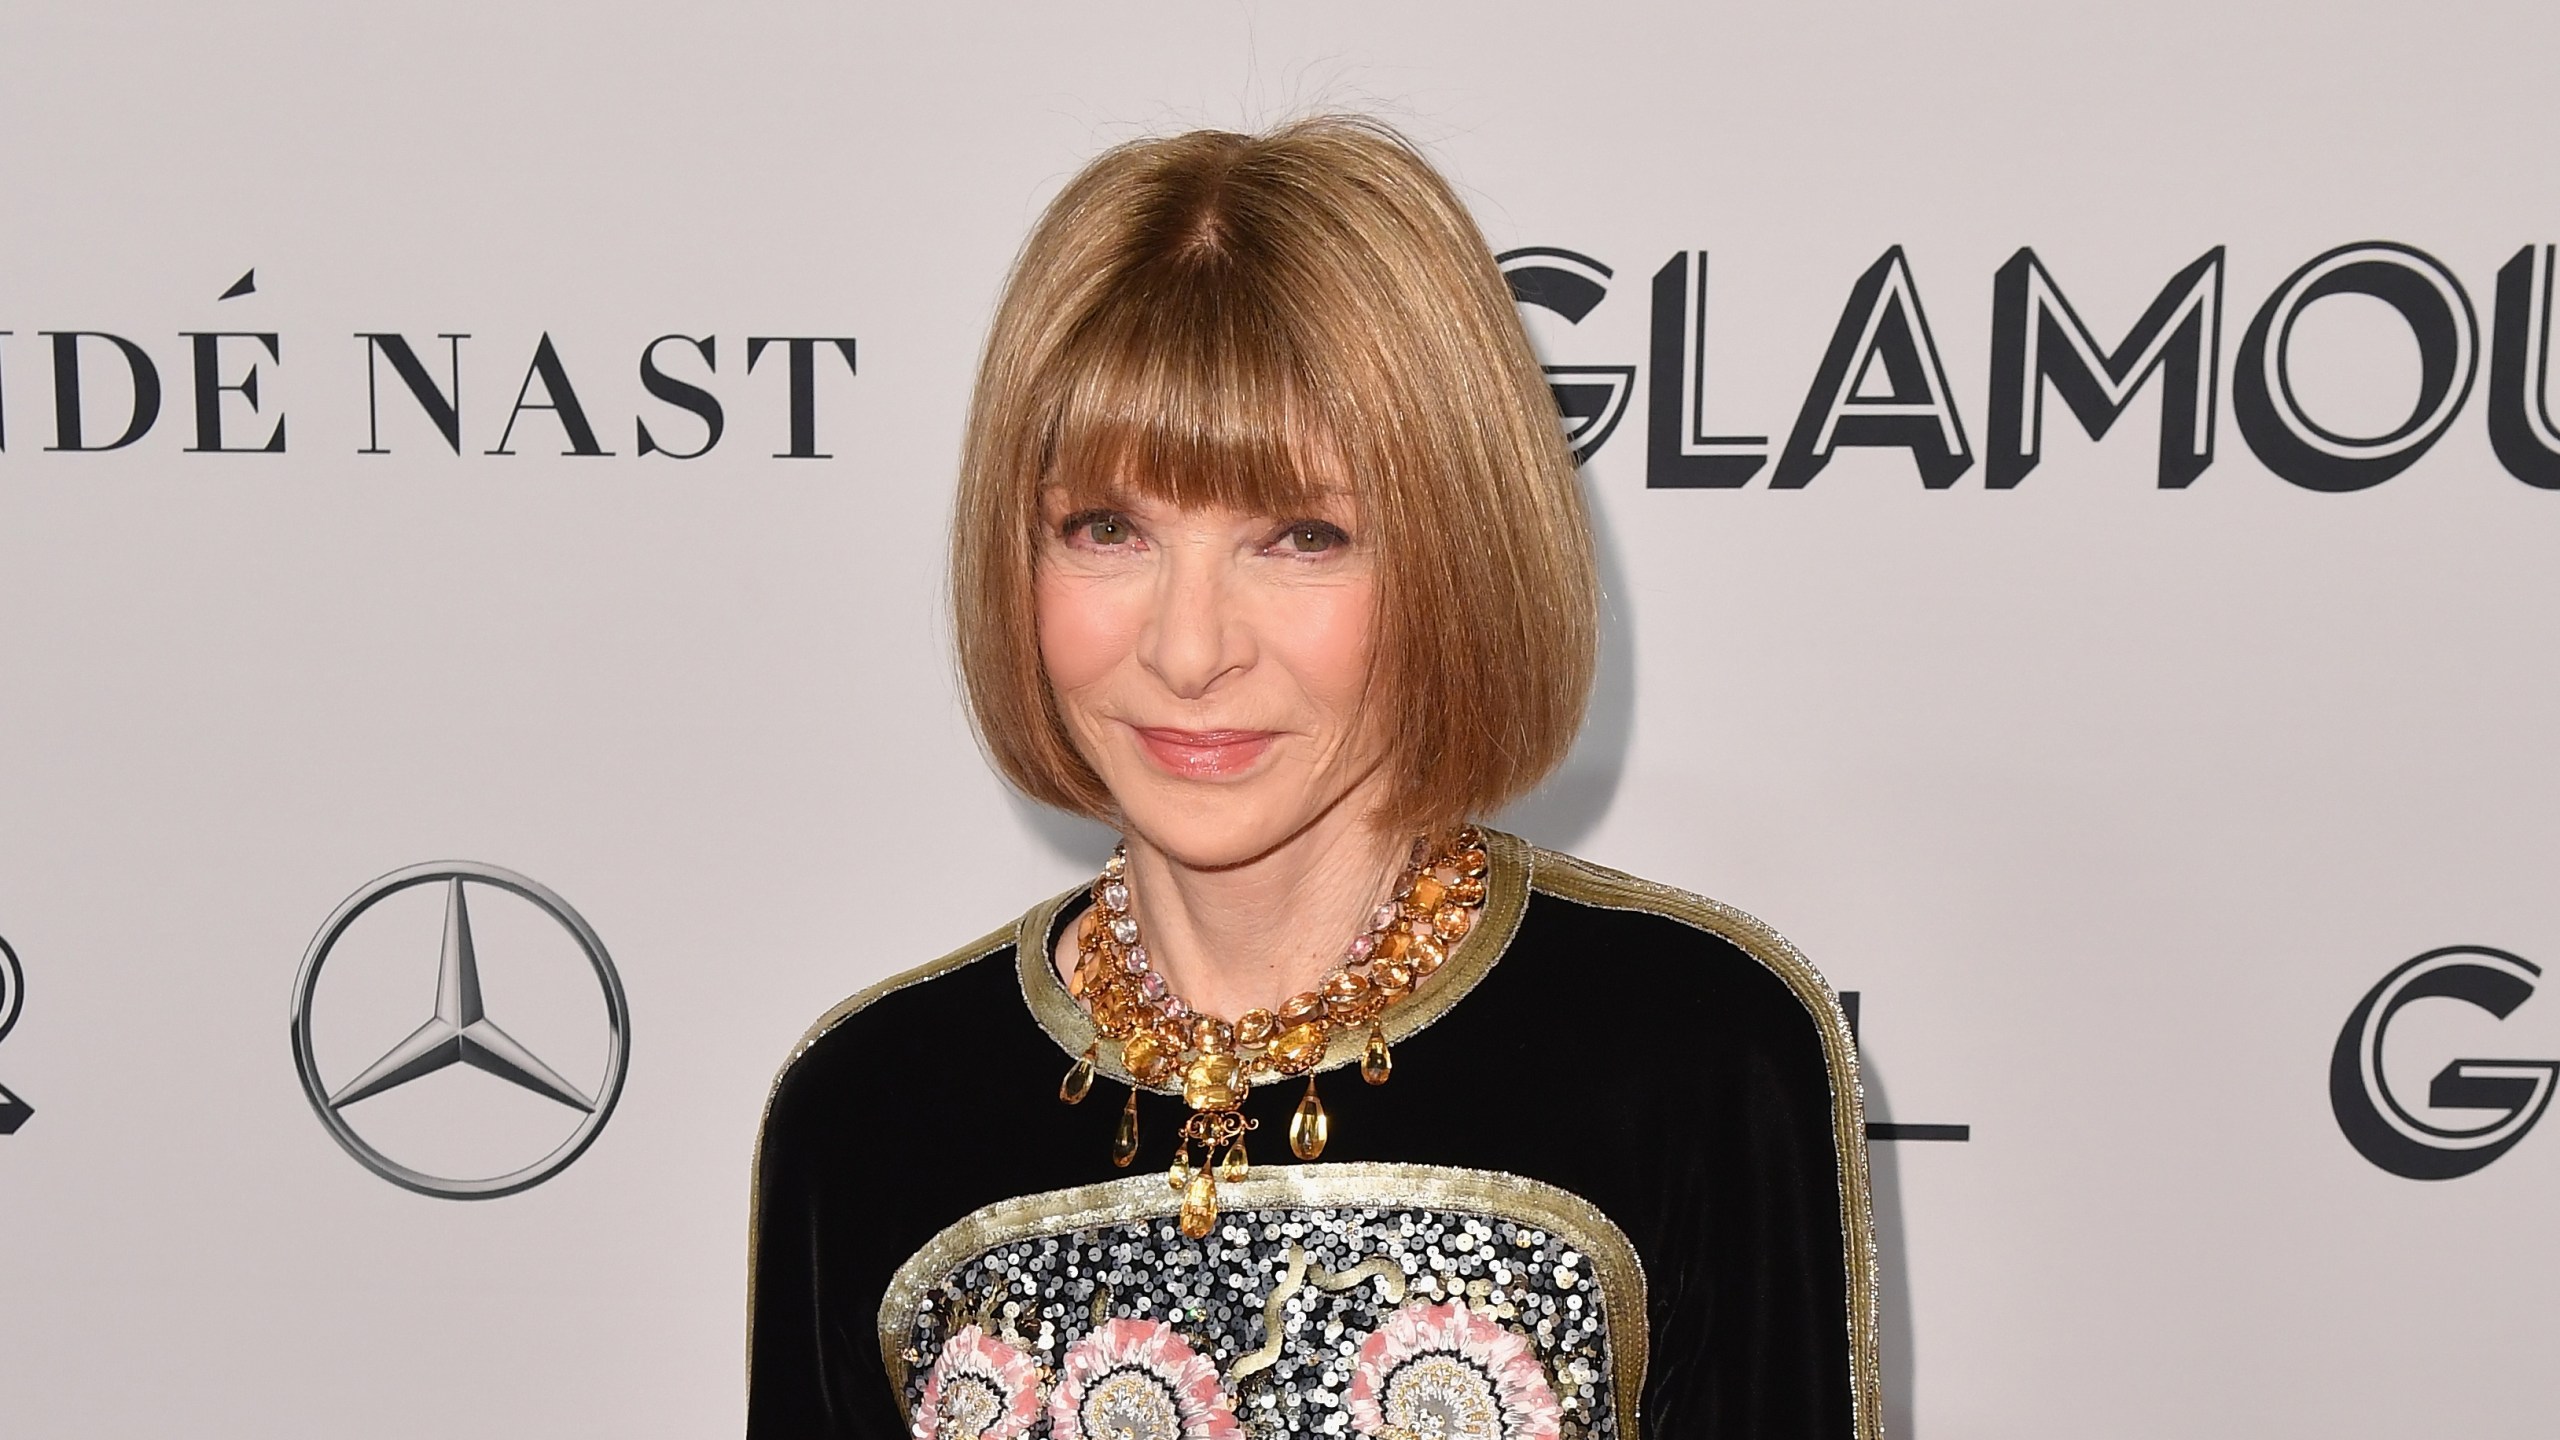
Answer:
[
  {"left": 914, "top": 1325, "right": 1041, "bottom": 1440},
  {"left": 1047, "top": 1317, "right": 1243, "bottom": 1440},
  {"left": 1346, "top": 1300, "right": 1563, "bottom": 1440}
]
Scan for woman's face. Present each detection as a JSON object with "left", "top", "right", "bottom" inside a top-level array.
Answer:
[{"left": 1034, "top": 484, "right": 1389, "bottom": 868}]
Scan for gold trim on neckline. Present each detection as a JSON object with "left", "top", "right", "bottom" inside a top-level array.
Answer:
[
  {"left": 875, "top": 1161, "right": 1648, "bottom": 1435},
  {"left": 1013, "top": 828, "right": 1532, "bottom": 1091}
]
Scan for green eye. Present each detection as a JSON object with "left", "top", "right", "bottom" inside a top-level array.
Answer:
[{"left": 1080, "top": 515, "right": 1129, "bottom": 545}]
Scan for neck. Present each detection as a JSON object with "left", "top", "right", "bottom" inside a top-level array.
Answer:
[{"left": 1110, "top": 798, "right": 1412, "bottom": 1021}]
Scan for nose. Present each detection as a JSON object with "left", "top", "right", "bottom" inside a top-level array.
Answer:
[{"left": 1136, "top": 544, "right": 1250, "bottom": 700}]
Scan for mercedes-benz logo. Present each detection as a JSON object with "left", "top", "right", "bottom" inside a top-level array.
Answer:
[
  {"left": 290, "top": 862, "right": 630, "bottom": 1199},
  {"left": 0, "top": 933, "right": 29, "bottom": 1135}
]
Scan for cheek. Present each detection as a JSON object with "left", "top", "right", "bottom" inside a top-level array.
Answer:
[
  {"left": 1265, "top": 579, "right": 1378, "bottom": 714},
  {"left": 1034, "top": 569, "right": 1140, "bottom": 699}
]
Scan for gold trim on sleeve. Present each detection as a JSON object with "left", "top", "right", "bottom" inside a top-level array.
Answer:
[
  {"left": 1526, "top": 847, "right": 1884, "bottom": 1440},
  {"left": 1014, "top": 829, "right": 1534, "bottom": 1091},
  {"left": 875, "top": 1161, "right": 1649, "bottom": 1434},
  {"left": 743, "top": 921, "right": 1017, "bottom": 1400}
]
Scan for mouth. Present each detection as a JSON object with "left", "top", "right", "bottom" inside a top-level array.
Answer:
[{"left": 1128, "top": 726, "right": 1280, "bottom": 779}]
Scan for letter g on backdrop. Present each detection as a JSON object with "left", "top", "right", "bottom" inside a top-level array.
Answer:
[{"left": 2331, "top": 946, "right": 2559, "bottom": 1180}]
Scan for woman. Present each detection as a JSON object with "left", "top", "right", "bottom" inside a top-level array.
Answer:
[{"left": 751, "top": 118, "right": 1877, "bottom": 1440}]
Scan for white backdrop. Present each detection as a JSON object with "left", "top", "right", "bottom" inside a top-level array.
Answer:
[{"left": 2, "top": 4, "right": 2555, "bottom": 1437}]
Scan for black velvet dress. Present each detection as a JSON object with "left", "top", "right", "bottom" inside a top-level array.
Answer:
[{"left": 749, "top": 831, "right": 1878, "bottom": 1440}]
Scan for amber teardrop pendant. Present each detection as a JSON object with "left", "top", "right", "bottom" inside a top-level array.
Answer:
[
  {"left": 1219, "top": 1140, "right": 1249, "bottom": 1183},
  {"left": 1059, "top": 1044, "right": 1097, "bottom": 1105},
  {"left": 1361, "top": 1026, "right": 1392, "bottom": 1085},
  {"left": 1167, "top": 1142, "right": 1191, "bottom": 1191},
  {"left": 1178, "top": 1167, "right": 1218, "bottom": 1239},
  {"left": 1289, "top": 1076, "right": 1330, "bottom": 1160},
  {"left": 1111, "top": 1087, "right": 1141, "bottom": 1167}
]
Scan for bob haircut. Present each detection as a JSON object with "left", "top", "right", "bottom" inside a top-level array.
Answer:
[{"left": 951, "top": 116, "right": 1597, "bottom": 830}]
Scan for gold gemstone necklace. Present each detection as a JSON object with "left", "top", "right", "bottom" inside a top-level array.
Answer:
[{"left": 1058, "top": 826, "right": 1489, "bottom": 1237}]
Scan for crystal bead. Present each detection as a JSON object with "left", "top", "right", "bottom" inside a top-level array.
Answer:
[
  {"left": 1111, "top": 1089, "right": 1141, "bottom": 1166},
  {"left": 1193, "top": 1017, "right": 1236, "bottom": 1054},
  {"left": 1269, "top": 1021, "right": 1326, "bottom": 1072},
  {"left": 1324, "top": 975, "right": 1375, "bottom": 1021},
  {"left": 1289, "top": 1077, "right": 1330, "bottom": 1159},
  {"left": 1103, "top": 849, "right": 1127, "bottom": 877},
  {"left": 1123, "top": 1030, "right": 1171, "bottom": 1082},
  {"left": 1168, "top": 1145, "right": 1191, "bottom": 1191},
  {"left": 1219, "top": 1141, "right": 1249, "bottom": 1182},
  {"left": 1376, "top": 928, "right": 1412, "bottom": 962},
  {"left": 1459, "top": 846, "right": 1488, "bottom": 876},
  {"left": 1279, "top": 992, "right": 1326, "bottom": 1027},
  {"left": 1178, "top": 1169, "right": 1217, "bottom": 1238},
  {"left": 1448, "top": 875, "right": 1486, "bottom": 906},
  {"left": 1123, "top": 944, "right": 1150, "bottom": 974},
  {"left": 1371, "top": 902, "right": 1400, "bottom": 931},
  {"left": 1408, "top": 934, "right": 1446, "bottom": 975},
  {"left": 1433, "top": 904, "right": 1472, "bottom": 941},
  {"left": 1407, "top": 874, "right": 1447, "bottom": 913},
  {"left": 1162, "top": 996, "right": 1190, "bottom": 1020},
  {"left": 1100, "top": 881, "right": 1130, "bottom": 913},
  {"left": 1110, "top": 917, "right": 1140, "bottom": 947},
  {"left": 1376, "top": 960, "right": 1415, "bottom": 996},
  {"left": 1347, "top": 931, "right": 1376, "bottom": 962},
  {"left": 1138, "top": 971, "right": 1168, "bottom": 1000},
  {"left": 1182, "top": 1053, "right": 1243, "bottom": 1111},
  {"left": 1235, "top": 1009, "right": 1277, "bottom": 1047},
  {"left": 1059, "top": 1045, "right": 1096, "bottom": 1104},
  {"left": 1362, "top": 1027, "right": 1393, "bottom": 1085}
]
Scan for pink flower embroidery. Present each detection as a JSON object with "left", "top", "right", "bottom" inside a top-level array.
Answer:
[
  {"left": 914, "top": 1325, "right": 1042, "bottom": 1440},
  {"left": 1047, "top": 1317, "right": 1244, "bottom": 1440},
  {"left": 1346, "top": 1300, "right": 1563, "bottom": 1440}
]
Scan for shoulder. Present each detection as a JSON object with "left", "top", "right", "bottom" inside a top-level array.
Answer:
[
  {"left": 756, "top": 907, "right": 1040, "bottom": 1132},
  {"left": 1517, "top": 843, "right": 1854, "bottom": 1067},
  {"left": 1512, "top": 844, "right": 1881, "bottom": 1439}
]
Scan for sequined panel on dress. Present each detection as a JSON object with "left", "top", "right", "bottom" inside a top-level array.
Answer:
[{"left": 879, "top": 1165, "right": 1644, "bottom": 1440}]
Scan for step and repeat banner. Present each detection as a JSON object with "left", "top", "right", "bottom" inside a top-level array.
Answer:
[{"left": 2, "top": 4, "right": 2552, "bottom": 1438}]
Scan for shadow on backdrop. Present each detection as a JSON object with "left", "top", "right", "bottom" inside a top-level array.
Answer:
[
  {"left": 1493, "top": 476, "right": 1635, "bottom": 849},
  {"left": 1860, "top": 1062, "right": 1920, "bottom": 1439},
  {"left": 1009, "top": 787, "right": 1118, "bottom": 872}
]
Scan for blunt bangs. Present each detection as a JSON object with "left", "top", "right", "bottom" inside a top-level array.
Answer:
[{"left": 1038, "top": 241, "right": 1337, "bottom": 519}]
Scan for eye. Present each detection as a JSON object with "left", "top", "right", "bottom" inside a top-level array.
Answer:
[
  {"left": 1064, "top": 510, "right": 1135, "bottom": 547},
  {"left": 1276, "top": 520, "right": 1349, "bottom": 555}
]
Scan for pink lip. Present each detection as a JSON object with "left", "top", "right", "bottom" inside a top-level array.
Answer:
[{"left": 1130, "top": 726, "right": 1278, "bottom": 779}]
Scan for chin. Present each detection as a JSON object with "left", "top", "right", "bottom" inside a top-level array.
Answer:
[{"left": 1113, "top": 780, "right": 1319, "bottom": 871}]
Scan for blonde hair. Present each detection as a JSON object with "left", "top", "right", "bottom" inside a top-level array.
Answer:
[{"left": 950, "top": 116, "right": 1597, "bottom": 830}]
